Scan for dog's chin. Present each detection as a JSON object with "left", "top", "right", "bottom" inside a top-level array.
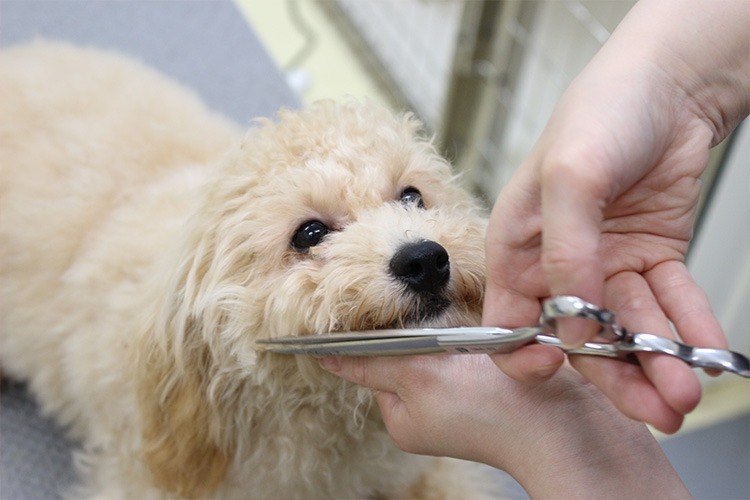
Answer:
[
  {"left": 389, "top": 292, "right": 483, "bottom": 330},
  {"left": 399, "top": 294, "right": 451, "bottom": 328}
]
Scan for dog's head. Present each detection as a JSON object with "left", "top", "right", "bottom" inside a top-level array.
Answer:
[
  {"left": 191, "top": 101, "right": 485, "bottom": 340},
  {"left": 137, "top": 101, "right": 486, "bottom": 497}
]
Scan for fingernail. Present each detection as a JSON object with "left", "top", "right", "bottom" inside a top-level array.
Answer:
[
  {"left": 557, "top": 335, "right": 586, "bottom": 350},
  {"left": 318, "top": 356, "right": 342, "bottom": 372},
  {"left": 533, "top": 360, "right": 563, "bottom": 380},
  {"left": 558, "top": 339, "right": 586, "bottom": 350},
  {"left": 557, "top": 318, "right": 594, "bottom": 349},
  {"left": 704, "top": 368, "right": 723, "bottom": 378}
]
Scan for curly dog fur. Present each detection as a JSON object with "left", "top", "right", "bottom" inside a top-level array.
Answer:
[{"left": 0, "top": 41, "right": 491, "bottom": 499}]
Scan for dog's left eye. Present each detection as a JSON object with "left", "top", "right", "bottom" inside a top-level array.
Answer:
[
  {"left": 291, "top": 220, "right": 330, "bottom": 251},
  {"left": 400, "top": 187, "right": 425, "bottom": 209}
]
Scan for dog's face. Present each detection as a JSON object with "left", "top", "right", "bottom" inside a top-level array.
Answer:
[
  {"left": 191, "top": 102, "right": 487, "bottom": 346},
  {"left": 156, "top": 102, "right": 486, "bottom": 360},
  {"left": 138, "top": 102, "right": 487, "bottom": 497}
]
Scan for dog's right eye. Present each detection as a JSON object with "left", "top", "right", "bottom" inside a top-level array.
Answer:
[{"left": 291, "top": 220, "right": 330, "bottom": 251}]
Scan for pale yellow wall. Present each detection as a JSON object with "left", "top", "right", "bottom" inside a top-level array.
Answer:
[{"left": 234, "top": 0, "right": 391, "bottom": 108}]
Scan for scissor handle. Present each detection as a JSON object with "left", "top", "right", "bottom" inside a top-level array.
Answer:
[
  {"left": 535, "top": 334, "right": 639, "bottom": 363},
  {"left": 541, "top": 296, "right": 626, "bottom": 340},
  {"left": 537, "top": 297, "right": 750, "bottom": 378}
]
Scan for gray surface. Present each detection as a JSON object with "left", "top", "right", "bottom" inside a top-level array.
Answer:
[
  {"left": 0, "top": 1, "right": 297, "bottom": 499},
  {"left": 1, "top": 382, "right": 77, "bottom": 500},
  {"left": 662, "top": 412, "right": 750, "bottom": 500},
  {"left": 0, "top": 0, "right": 299, "bottom": 125}
]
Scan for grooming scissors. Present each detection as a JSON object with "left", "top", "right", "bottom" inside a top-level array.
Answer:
[{"left": 257, "top": 296, "right": 750, "bottom": 378}]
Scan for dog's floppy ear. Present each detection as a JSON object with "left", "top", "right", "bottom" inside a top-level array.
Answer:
[
  {"left": 135, "top": 225, "right": 242, "bottom": 499},
  {"left": 137, "top": 321, "right": 230, "bottom": 498},
  {"left": 136, "top": 310, "right": 232, "bottom": 499}
]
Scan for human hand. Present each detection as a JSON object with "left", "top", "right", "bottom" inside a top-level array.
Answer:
[
  {"left": 483, "top": 0, "right": 749, "bottom": 433},
  {"left": 319, "top": 354, "right": 690, "bottom": 499}
]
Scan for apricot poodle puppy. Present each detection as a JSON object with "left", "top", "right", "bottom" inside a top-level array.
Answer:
[{"left": 0, "top": 42, "right": 490, "bottom": 499}]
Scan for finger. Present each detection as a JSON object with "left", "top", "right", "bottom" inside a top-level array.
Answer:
[
  {"left": 372, "top": 390, "right": 413, "bottom": 447},
  {"left": 604, "top": 271, "right": 702, "bottom": 415},
  {"left": 646, "top": 261, "right": 726, "bottom": 346},
  {"left": 483, "top": 182, "right": 546, "bottom": 330},
  {"left": 319, "top": 356, "right": 400, "bottom": 393},
  {"left": 540, "top": 158, "right": 607, "bottom": 347},
  {"left": 482, "top": 287, "right": 541, "bottom": 328},
  {"left": 489, "top": 344, "right": 565, "bottom": 384},
  {"left": 569, "top": 355, "right": 685, "bottom": 434},
  {"left": 319, "top": 357, "right": 425, "bottom": 454},
  {"left": 646, "top": 261, "right": 727, "bottom": 376},
  {"left": 483, "top": 270, "right": 561, "bottom": 384}
]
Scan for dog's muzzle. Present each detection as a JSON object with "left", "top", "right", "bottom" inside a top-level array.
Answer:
[{"left": 389, "top": 240, "right": 450, "bottom": 295}]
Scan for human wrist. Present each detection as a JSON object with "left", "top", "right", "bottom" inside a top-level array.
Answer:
[
  {"left": 605, "top": 0, "right": 750, "bottom": 145},
  {"left": 494, "top": 378, "right": 690, "bottom": 498}
]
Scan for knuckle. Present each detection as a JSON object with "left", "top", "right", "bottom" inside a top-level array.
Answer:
[
  {"left": 349, "top": 357, "right": 370, "bottom": 386},
  {"left": 541, "top": 148, "right": 610, "bottom": 195},
  {"left": 617, "top": 292, "right": 657, "bottom": 318},
  {"left": 541, "top": 238, "right": 596, "bottom": 276}
]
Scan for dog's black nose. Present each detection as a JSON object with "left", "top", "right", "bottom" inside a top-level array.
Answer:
[{"left": 389, "top": 240, "right": 450, "bottom": 294}]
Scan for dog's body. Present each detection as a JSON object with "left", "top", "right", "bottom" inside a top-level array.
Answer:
[{"left": 0, "top": 42, "right": 489, "bottom": 499}]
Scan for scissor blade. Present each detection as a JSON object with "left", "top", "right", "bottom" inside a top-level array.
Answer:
[
  {"left": 266, "top": 336, "right": 446, "bottom": 356},
  {"left": 256, "top": 327, "right": 513, "bottom": 345},
  {"left": 259, "top": 326, "right": 544, "bottom": 356}
]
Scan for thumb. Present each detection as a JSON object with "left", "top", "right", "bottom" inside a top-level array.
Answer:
[
  {"left": 319, "top": 356, "right": 401, "bottom": 393},
  {"left": 541, "top": 163, "right": 606, "bottom": 347},
  {"left": 319, "top": 356, "right": 415, "bottom": 451},
  {"left": 489, "top": 344, "right": 566, "bottom": 384}
]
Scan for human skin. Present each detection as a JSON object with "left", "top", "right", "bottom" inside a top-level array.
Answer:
[
  {"left": 320, "top": 354, "right": 692, "bottom": 499},
  {"left": 482, "top": 0, "right": 750, "bottom": 434}
]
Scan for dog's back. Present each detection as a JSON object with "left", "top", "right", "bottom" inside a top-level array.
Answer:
[
  {"left": 0, "top": 41, "right": 240, "bottom": 431},
  {"left": 0, "top": 41, "right": 239, "bottom": 282}
]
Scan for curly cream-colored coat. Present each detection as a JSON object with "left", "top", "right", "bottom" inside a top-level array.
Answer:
[{"left": 0, "top": 41, "right": 491, "bottom": 499}]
